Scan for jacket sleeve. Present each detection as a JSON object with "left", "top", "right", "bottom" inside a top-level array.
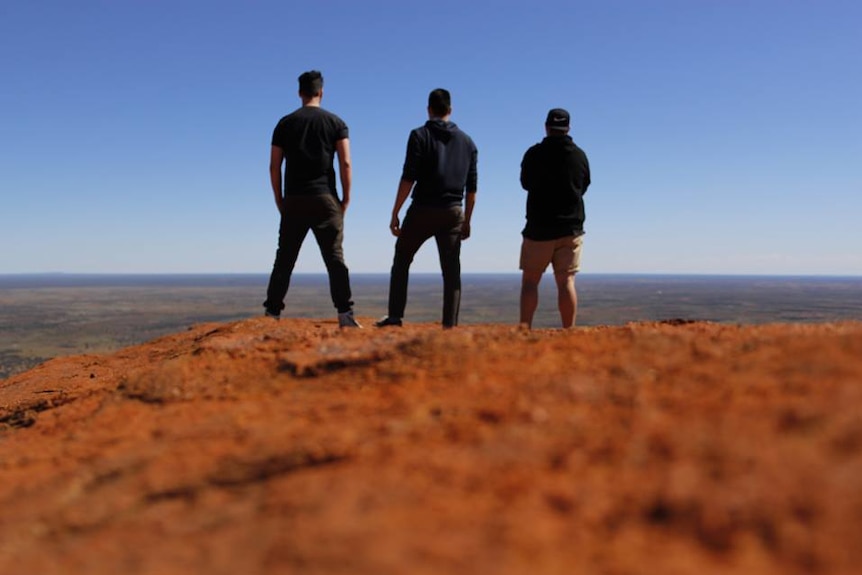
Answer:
[
  {"left": 466, "top": 141, "right": 478, "bottom": 193},
  {"left": 520, "top": 147, "right": 535, "bottom": 191},
  {"left": 400, "top": 129, "right": 422, "bottom": 182},
  {"left": 582, "top": 153, "right": 591, "bottom": 195}
]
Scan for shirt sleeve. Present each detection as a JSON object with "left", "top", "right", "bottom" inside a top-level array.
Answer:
[
  {"left": 271, "top": 122, "right": 283, "bottom": 148},
  {"left": 335, "top": 116, "right": 349, "bottom": 140}
]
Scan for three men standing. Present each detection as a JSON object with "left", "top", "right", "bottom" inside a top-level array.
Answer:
[
  {"left": 376, "top": 89, "right": 478, "bottom": 328},
  {"left": 518, "top": 108, "right": 591, "bottom": 329},
  {"left": 264, "top": 73, "right": 590, "bottom": 330},
  {"left": 263, "top": 70, "right": 361, "bottom": 328}
]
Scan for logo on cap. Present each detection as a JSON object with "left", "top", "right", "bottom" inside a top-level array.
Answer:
[{"left": 545, "top": 108, "right": 570, "bottom": 130}]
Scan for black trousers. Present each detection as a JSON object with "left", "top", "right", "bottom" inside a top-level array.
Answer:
[
  {"left": 264, "top": 194, "right": 353, "bottom": 314},
  {"left": 387, "top": 204, "right": 463, "bottom": 327}
]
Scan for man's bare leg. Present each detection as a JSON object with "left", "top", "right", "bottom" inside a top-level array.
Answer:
[
  {"left": 519, "top": 270, "right": 543, "bottom": 328},
  {"left": 554, "top": 271, "right": 577, "bottom": 328}
]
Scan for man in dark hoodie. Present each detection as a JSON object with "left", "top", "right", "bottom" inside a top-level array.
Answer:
[
  {"left": 376, "top": 88, "right": 478, "bottom": 328},
  {"left": 519, "top": 108, "right": 591, "bottom": 329}
]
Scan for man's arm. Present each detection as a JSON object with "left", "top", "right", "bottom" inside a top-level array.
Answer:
[
  {"left": 461, "top": 142, "right": 478, "bottom": 239},
  {"left": 389, "top": 130, "right": 420, "bottom": 236},
  {"left": 270, "top": 146, "right": 285, "bottom": 213},
  {"left": 335, "top": 138, "right": 352, "bottom": 211},
  {"left": 389, "top": 179, "right": 413, "bottom": 237},
  {"left": 461, "top": 191, "right": 476, "bottom": 240}
]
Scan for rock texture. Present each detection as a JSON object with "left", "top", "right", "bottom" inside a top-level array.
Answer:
[{"left": 2, "top": 318, "right": 862, "bottom": 574}]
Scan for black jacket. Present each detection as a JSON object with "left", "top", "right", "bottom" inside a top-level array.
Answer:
[
  {"left": 520, "top": 135, "right": 590, "bottom": 240},
  {"left": 402, "top": 120, "right": 478, "bottom": 207}
]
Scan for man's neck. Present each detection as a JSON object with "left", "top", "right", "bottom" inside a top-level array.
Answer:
[{"left": 302, "top": 96, "right": 322, "bottom": 108}]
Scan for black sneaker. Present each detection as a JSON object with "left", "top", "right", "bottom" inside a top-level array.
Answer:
[
  {"left": 374, "top": 316, "right": 403, "bottom": 328},
  {"left": 264, "top": 309, "right": 281, "bottom": 320}
]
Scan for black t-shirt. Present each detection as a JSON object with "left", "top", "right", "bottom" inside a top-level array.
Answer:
[
  {"left": 271, "top": 106, "right": 348, "bottom": 196},
  {"left": 520, "top": 135, "right": 590, "bottom": 240}
]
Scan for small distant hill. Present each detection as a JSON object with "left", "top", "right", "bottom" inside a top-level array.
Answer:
[{"left": 2, "top": 318, "right": 862, "bottom": 574}]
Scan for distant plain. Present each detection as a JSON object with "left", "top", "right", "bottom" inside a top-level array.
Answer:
[{"left": 2, "top": 273, "right": 861, "bottom": 379}]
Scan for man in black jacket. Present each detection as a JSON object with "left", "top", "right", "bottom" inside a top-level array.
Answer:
[
  {"left": 519, "top": 108, "right": 591, "bottom": 329},
  {"left": 376, "top": 88, "right": 478, "bottom": 328}
]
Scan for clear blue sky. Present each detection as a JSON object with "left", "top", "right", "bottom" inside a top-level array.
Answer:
[{"left": 2, "top": 0, "right": 860, "bottom": 275}]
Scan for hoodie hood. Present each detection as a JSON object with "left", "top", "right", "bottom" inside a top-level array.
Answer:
[
  {"left": 426, "top": 119, "right": 457, "bottom": 143},
  {"left": 542, "top": 134, "right": 578, "bottom": 151}
]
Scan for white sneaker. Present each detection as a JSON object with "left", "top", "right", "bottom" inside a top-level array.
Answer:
[{"left": 338, "top": 310, "right": 362, "bottom": 328}]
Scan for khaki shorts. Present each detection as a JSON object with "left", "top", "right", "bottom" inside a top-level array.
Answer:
[{"left": 520, "top": 235, "right": 584, "bottom": 274}]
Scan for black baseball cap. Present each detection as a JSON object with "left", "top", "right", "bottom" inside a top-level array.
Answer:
[{"left": 545, "top": 108, "right": 570, "bottom": 130}]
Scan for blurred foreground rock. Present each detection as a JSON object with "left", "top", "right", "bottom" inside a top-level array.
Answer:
[{"left": 2, "top": 318, "right": 862, "bottom": 575}]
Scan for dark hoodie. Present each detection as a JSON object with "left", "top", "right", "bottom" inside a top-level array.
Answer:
[
  {"left": 401, "top": 119, "right": 478, "bottom": 207},
  {"left": 520, "top": 134, "right": 591, "bottom": 241}
]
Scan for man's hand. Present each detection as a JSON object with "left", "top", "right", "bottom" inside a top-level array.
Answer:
[
  {"left": 340, "top": 197, "right": 350, "bottom": 213},
  {"left": 389, "top": 214, "right": 401, "bottom": 237},
  {"left": 461, "top": 220, "right": 471, "bottom": 240}
]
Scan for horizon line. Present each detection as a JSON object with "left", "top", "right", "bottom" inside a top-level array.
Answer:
[{"left": 2, "top": 272, "right": 861, "bottom": 279}]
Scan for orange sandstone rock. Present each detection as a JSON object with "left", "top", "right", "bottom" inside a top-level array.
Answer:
[{"left": 2, "top": 319, "right": 862, "bottom": 574}]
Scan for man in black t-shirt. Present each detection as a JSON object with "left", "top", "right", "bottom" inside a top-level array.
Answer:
[
  {"left": 376, "top": 88, "right": 478, "bottom": 329},
  {"left": 263, "top": 70, "right": 360, "bottom": 327},
  {"left": 519, "top": 108, "right": 591, "bottom": 329}
]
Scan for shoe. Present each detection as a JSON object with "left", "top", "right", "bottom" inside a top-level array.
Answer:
[
  {"left": 265, "top": 309, "right": 280, "bottom": 320},
  {"left": 338, "top": 310, "right": 362, "bottom": 328},
  {"left": 374, "top": 316, "right": 403, "bottom": 328}
]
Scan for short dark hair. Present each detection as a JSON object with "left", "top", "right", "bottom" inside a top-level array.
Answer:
[
  {"left": 298, "top": 70, "right": 324, "bottom": 98},
  {"left": 428, "top": 88, "right": 451, "bottom": 117}
]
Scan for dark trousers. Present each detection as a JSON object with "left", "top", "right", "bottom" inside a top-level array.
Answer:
[
  {"left": 388, "top": 204, "right": 463, "bottom": 327},
  {"left": 264, "top": 194, "right": 353, "bottom": 314}
]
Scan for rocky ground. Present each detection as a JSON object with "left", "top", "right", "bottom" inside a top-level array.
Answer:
[{"left": 1, "top": 318, "right": 861, "bottom": 574}]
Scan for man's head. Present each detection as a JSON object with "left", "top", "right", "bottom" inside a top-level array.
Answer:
[
  {"left": 427, "top": 88, "right": 452, "bottom": 118},
  {"left": 298, "top": 70, "right": 324, "bottom": 99},
  {"left": 545, "top": 108, "right": 570, "bottom": 135}
]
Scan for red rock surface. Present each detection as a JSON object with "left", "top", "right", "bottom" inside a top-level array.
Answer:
[{"left": 2, "top": 318, "right": 862, "bottom": 574}]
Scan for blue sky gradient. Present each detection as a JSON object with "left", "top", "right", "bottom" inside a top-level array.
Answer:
[{"left": 2, "top": 0, "right": 860, "bottom": 274}]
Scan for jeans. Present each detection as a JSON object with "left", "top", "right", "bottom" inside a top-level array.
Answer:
[
  {"left": 387, "top": 204, "right": 463, "bottom": 327},
  {"left": 264, "top": 194, "right": 353, "bottom": 314}
]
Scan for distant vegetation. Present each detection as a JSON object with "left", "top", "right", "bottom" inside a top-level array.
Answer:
[{"left": 2, "top": 274, "right": 861, "bottom": 380}]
